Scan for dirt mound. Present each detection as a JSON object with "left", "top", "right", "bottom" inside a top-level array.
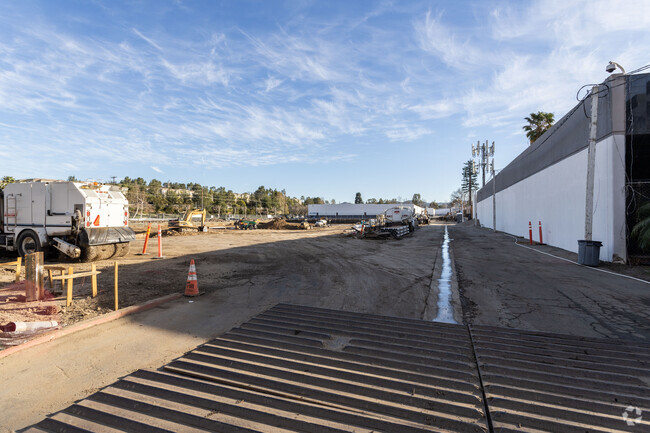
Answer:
[
  {"left": 258, "top": 219, "right": 290, "bottom": 229},
  {"left": 257, "top": 219, "right": 305, "bottom": 230}
]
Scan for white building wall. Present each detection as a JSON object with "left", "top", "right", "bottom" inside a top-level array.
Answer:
[
  {"left": 476, "top": 135, "right": 626, "bottom": 262},
  {"left": 308, "top": 203, "right": 422, "bottom": 217}
]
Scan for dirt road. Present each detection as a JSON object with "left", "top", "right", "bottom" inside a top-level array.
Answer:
[
  {"left": 1, "top": 225, "right": 445, "bottom": 326},
  {"left": 450, "top": 223, "right": 650, "bottom": 340}
]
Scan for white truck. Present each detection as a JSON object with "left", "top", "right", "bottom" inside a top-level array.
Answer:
[{"left": 0, "top": 180, "right": 135, "bottom": 261}]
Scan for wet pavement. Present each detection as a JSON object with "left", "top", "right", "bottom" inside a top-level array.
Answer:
[
  {"left": 434, "top": 225, "right": 457, "bottom": 324},
  {"left": 450, "top": 223, "right": 650, "bottom": 341}
]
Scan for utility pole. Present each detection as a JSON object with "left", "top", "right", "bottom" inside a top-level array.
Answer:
[
  {"left": 472, "top": 140, "right": 495, "bottom": 187},
  {"left": 110, "top": 176, "right": 117, "bottom": 185},
  {"left": 491, "top": 162, "right": 496, "bottom": 232},
  {"left": 584, "top": 85, "right": 599, "bottom": 241},
  {"left": 472, "top": 141, "right": 495, "bottom": 226}
]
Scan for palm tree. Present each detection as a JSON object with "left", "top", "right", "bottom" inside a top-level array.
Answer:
[
  {"left": 523, "top": 111, "right": 555, "bottom": 144},
  {"left": 630, "top": 203, "right": 650, "bottom": 253}
]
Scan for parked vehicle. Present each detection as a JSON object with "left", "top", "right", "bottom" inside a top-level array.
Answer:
[
  {"left": 0, "top": 180, "right": 135, "bottom": 261},
  {"left": 384, "top": 206, "right": 418, "bottom": 232},
  {"left": 236, "top": 219, "right": 258, "bottom": 230}
]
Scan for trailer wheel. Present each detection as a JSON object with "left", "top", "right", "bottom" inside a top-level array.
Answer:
[{"left": 16, "top": 230, "right": 41, "bottom": 257}]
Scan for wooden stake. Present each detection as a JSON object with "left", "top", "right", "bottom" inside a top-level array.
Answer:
[
  {"left": 91, "top": 263, "right": 97, "bottom": 297},
  {"left": 48, "top": 268, "right": 54, "bottom": 289},
  {"left": 15, "top": 257, "right": 21, "bottom": 283},
  {"left": 114, "top": 261, "right": 118, "bottom": 311},
  {"left": 66, "top": 267, "right": 73, "bottom": 307},
  {"left": 25, "top": 252, "right": 44, "bottom": 301}
]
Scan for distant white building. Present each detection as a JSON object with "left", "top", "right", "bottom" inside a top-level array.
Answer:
[{"left": 308, "top": 203, "right": 425, "bottom": 219}]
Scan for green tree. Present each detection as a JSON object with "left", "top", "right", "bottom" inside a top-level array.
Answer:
[
  {"left": 354, "top": 192, "right": 363, "bottom": 204},
  {"left": 165, "top": 189, "right": 180, "bottom": 213},
  {"left": 523, "top": 111, "right": 555, "bottom": 144},
  {"left": 412, "top": 193, "right": 422, "bottom": 206},
  {"left": 630, "top": 203, "right": 650, "bottom": 252},
  {"left": 461, "top": 160, "right": 478, "bottom": 216},
  {"left": 67, "top": 175, "right": 79, "bottom": 182}
]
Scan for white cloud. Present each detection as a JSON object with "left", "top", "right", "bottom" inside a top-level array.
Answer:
[
  {"left": 264, "top": 76, "right": 282, "bottom": 92},
  {"left": 453, "top": 0, "right": 650, "bottom": 129},
  {"left": 415, "top": 10, "right": 495, "bottom": 71},
  {"left": 151, "top": 166, "right": 163, "bottom": 173},
  {"left": 132, "top": 28, "right": 163, "bottom": 51},
  {"left": 161, "top": 58, "right": 231, "bottom": 86},
  {"left": 409, "top": 100, "right": 458, "bottom": 120},
  {"left": 385, "top": 125, "right": 432, "bottom": 141}
]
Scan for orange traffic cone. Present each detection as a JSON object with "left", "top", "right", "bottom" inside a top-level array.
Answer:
[{"left": 184, "top": 259, "right": 201, "bottom": 297}]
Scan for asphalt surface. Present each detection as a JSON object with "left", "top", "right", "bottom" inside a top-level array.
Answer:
[
  {"left": 450, "top": 223, "right": 650, "bottom": 341},
  {"left": 4, "top": 222, "right": 650, "bottom": 431}
]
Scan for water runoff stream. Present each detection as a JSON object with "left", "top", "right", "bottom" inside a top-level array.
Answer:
[{"left": 434, "top": 225, "right": 458, "bottom": 324}]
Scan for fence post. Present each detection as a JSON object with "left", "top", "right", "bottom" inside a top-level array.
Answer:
[
  {"left": 91, "top": 263, "right": 98, "bottom": 297},
  {"left": 25, "top": 252, "right": 44, "bottom": 301},
  {"left": 15, "top": 257, "right": 22, "bottom": 283},
  {"left": 114, "top": 261, "right": 119, "bottom": 311},
  {"left": 66, "top": 267, "right": 73, "bottom": 307}
]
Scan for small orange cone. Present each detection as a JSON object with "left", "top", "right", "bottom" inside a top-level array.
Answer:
[{"left": 184, "top": 259, "right": 201, "bottom": 297}]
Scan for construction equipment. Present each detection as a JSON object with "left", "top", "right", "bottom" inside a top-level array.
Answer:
[
  {"left": 385, "top": 206, "right": 418, "bottom": 232},
  {"left": 169, "top": 209, "right": 207, "bottom": 232},
  {"left": 235, "top": 219, "right": 257, "bottom": 230},
  {"left": 351, "top": 209, "right": 417, "bottom": 240},
  {"left": 299, "top": 221, "right": 312, "bottom": 230},
  {"left": 0, "top": 180, "right": 135, "bottom": 261}
]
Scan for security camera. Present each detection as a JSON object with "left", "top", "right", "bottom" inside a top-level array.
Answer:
[{"left": 606, "top": 61, "right": 625, "bottom": 74}]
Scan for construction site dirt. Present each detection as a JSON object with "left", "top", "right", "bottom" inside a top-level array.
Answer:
[
  {"left": 1, "top": 221, "right": 650, "bottom": 431},
  {"left": 1, "top": 223, "right": 443, "bottom": 328}
]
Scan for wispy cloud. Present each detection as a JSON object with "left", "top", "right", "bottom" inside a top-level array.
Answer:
[
  {"left": 151, "top": 166, "right": 163, "bottom": 173},
  {"left": 132, "top": 28, "right": 163, "bottom": 51},
  {"left": 264, "top": 76, "right": 282, "bottom": 92},
  {"left": 0, "top": 0, "right": 648, "bottom": 200},
  {"left": 415, "top": 10, "right": 493, "bottom": 71}
]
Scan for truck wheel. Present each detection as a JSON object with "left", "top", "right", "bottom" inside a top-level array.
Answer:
[
  {"left": 114, "top": 243, "right": 130, "bottom": 257},
  {"left": 81, "top": 245, "right": 99, "bottom": 262},
  {"left": 16, "top": 230, "right": 41, "bottom": 257}
]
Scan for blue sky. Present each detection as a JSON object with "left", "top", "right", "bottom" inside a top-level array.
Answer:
[{"left": 1, "top": 0, "right": 648, "bottom": 203}]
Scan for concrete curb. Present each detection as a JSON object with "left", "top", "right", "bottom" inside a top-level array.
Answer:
[{"left": 0, "top": 292, "right": 183, "bottom": 360}]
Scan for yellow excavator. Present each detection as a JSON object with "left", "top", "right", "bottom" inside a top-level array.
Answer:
[{"left": 168, "top": 209, "right": 207, "bottom": 232}]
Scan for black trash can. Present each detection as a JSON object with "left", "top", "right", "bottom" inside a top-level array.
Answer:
[{"left": 577, "top": 240, "right": 602, "bottom": 266}]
